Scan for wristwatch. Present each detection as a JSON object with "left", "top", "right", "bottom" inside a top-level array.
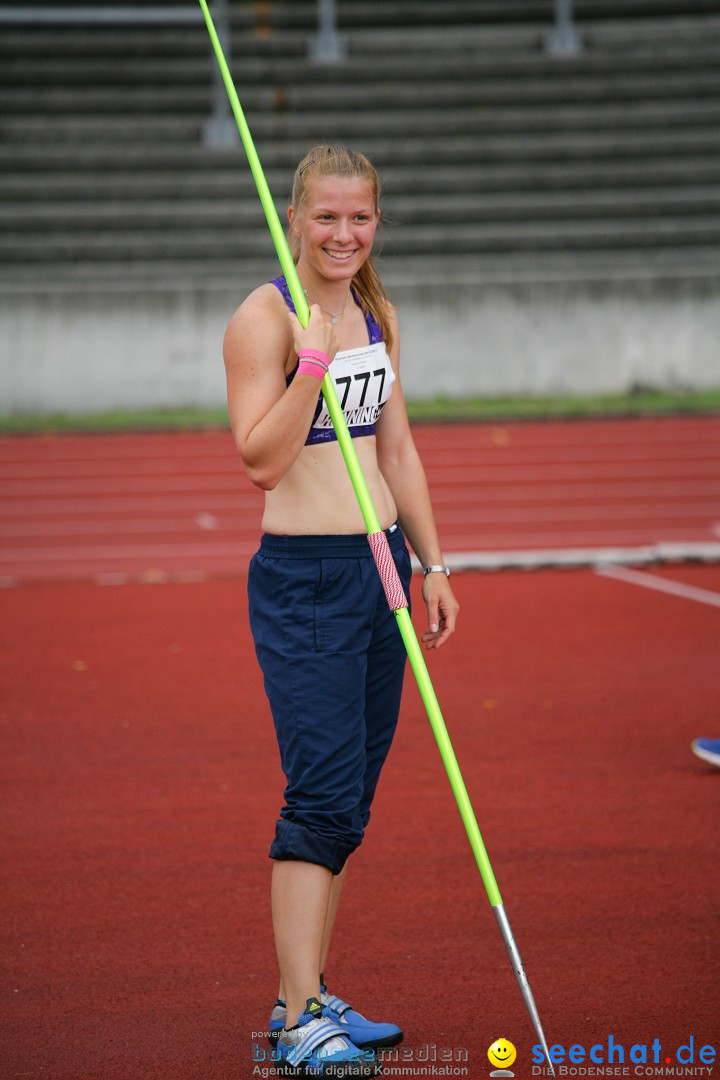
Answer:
[{"left": 423, "top": 564, "right": 451, "bottom": 577}]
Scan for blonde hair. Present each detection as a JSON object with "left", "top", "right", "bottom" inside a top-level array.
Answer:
[{"left": 288, "top": 144, "right": 393, "bottom": 350}]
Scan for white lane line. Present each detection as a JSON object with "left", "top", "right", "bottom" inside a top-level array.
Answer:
[
  {"left": 0, "top": 475, "right": 247, "bottom": 496},
  {"left": 0, "top": 460, "right": 242, "bottom": 479},
  {"left": 594, "top": 563, "right": 720, "bottom": 608},
  {"left": 1, "top": 506, "right": 716, "bottom": 539},
  {"left": 413, "top": 542, "right": 720, "bottom": 572},
  {"left": 0, "top": 494, "right": 261, "bottom": 516},
  {"left": 2, "top": 484, "right": 718, "bottom": 517},
  {"left": 0, "top": 516, "right": 246, "bottom": 537},
  {"left": 435, "top": 502, "right": 720, "bottom": 524},
  {"left": 3, "top": 447, "right": 717, "bottom": 477},
  {"left": 431, "top": 480, "right": 720, "bottom": 502},
  {"left": 94, "top": 569, "right": 210, "bottom": 586},
  {"left": 3, "top": 541, "right": 719, "bottom": 571},
  {"left": 0, "top": 541, "right": 256, "bottom": 562},
  {"left": 2, "top": 542, "right": 719, "bottom": 586},
  {"left": 439, "top": 529, "right": 720, "bottom": 548}
]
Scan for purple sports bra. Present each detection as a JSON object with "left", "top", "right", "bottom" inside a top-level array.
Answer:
[{"left": 271, "top": 275, "right": 395, "bottom": 446}]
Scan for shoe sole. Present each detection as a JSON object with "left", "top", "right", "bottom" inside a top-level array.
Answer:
[
  {"left": 691, "top": 741, "right": 720, "bottom": 767},
  {"left": 273, "top": 1058, "right": 383, "bottom": 1077},
  {"left": 270, "top": 1031, "right": 402, "bottom": 1053}
]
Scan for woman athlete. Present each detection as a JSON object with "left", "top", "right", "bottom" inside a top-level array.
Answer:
[{"left": 224, "top": 144, "right": 459, "bottom": 1076}]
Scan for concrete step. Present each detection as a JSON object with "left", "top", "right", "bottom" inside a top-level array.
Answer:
[
  {"left": 2, "top": 70, "right": 716, "bottom": 124},
  {"left": 583, "top": 13, "right": 720, "bottom": 46},
  {"left": 0, "top": 0, "right": 317, "bottom": 29},
  {"left": 333, "top": 0, "right": 720, "bottom": 23},
  {"left": 387, "top": 217, "right": 720, "bottom": 254},
  {"left": 5, "top": 157, "right": 720, "bottom": 202},
  {"left": 3, "top": 98, "right": 719, "bottom": 144},
  {"left": 4, "top": 129, "right": 720, "bottom": 173},
  {"left": 336, "top": 0, "right": 720, "bottom": 21},
  {"left": 0, "top": 24, "right": 546, "bottom": 58},
  {"left": 354, "top": 17, "right": 720, "bottom": 55},
  {"left": 3, "top": 1, "right": 717, "bottom": 292},
  {"left": 0, "top": 24, "right": 543, "bottom": 60},
  {"left": 4, "top": 246, "right": 720, "bottom": 292},
  {"left": 4, "top": 17, "right": 720, "bottom": 64},
  {"left": 3, "top": 216, "right": 719, "bottom": 263},
  {"left": 391, "top": 187, "right": 720, "bottom": 222},
  {"left": 3, "top": 68, "right": 719, "bottom": 118},
  {"left": 4, "top": 187, "right": 720, "bottom": 233},
  {"left": 5, "top": 46, "right": 720, "bottom": 88},
  {"left": 381, "top": 246, "right": 720, "bottom": 283},
  {"left": 9, "top": 19, "right": 718, "bottom": 64},
  {"left": 0, "top": 28, "right": 207, "bottom": 59},
  {"left": 3, "top": 0, "right": 718, "bottom": 34}
]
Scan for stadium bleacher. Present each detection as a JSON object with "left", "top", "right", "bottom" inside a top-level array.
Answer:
[{"left": 2, "top": 0, "right": 720, "bottom": 289}]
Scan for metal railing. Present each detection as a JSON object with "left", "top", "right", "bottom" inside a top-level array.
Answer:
[
  {"left": 307, "top": 0, "right": 583, "bottom": 64},
  {"left": 545, "top": 0, "right": 583, "bottom": 56},
  {"left": 199, "top": 0, "right": 237, "bottom": 147},
  {"left": 308, "top": 0, "right": 346, "bottom": 63},
  {"left": 0, "top": 6, "right": 203, "bottom": 25}
]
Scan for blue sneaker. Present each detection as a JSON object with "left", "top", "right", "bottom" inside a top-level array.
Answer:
[
  {"left": 322, "top": 985, "right": 403, "bottom": 1051},
  {"left": 275, "top": 997, "right": 379, "bottom": 1076},
  {"left": 691, "top": 737, "right": 720, "bottom": 768},
  {"left": 269, "top": 981, "right": 403, "bottom": 1052}
]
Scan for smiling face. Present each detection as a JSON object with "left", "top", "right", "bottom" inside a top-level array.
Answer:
[
  {"left": 488, "top": 1039, "right": 517, "bottom": 1069},
  {"left": 289, "top": 175, "right": 379, "bottom": 283}
]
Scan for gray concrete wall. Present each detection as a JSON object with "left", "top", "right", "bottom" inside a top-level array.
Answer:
[
  {"left": 1, "top": 274, "right": 718, "bottom": 415},
  {"left": 392, "top": 274, "right": 720, "bottom": 398}
]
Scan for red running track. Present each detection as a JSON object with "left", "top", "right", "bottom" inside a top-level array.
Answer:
[
  {"left": 1, "top": 415, "right": 719, "bottom": 584},
  {"left": 1, "top": 417, "right": 719, "bottom": 1079},
  {"left": 1, "top": 565, "right": 718, "bottom": 1079}
]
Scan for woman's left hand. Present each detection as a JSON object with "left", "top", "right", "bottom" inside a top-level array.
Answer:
[{"left": 421, "top": 573, "right": 459, "bottom": 649}]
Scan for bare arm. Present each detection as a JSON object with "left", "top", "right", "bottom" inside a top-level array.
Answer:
[
  {"left": 375, "top": 309, "right": 459, "bottom": 649},
  {"left": 223, "top": 288, "right": 338, "bottom": 490}
]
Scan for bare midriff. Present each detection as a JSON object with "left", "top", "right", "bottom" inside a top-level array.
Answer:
[{"left": 261, "top": 435, "right": 397, "bottom": 536}]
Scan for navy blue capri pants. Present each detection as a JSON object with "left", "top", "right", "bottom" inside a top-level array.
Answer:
[{"left": 248, "top": 524, "right": 411, "bottom": 875}]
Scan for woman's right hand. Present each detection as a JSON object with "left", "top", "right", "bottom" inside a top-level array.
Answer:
[{"left": 289, "top": 304, "right": 339, "bottom": 364}]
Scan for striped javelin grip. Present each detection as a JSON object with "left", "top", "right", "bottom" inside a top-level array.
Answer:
[{"left": 367, "top": 531, "right": 408, "bottom": 612}]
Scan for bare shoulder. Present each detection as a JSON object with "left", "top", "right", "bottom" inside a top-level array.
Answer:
[
  {"left": 225, "top": 282, "right": 288, "bottom": 338},
  {"left": 224, "top": 282, "right": 292, "bottom": 367}
]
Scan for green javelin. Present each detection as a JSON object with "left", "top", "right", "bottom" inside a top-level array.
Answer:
[
  {"left": 196, "top": 0, "right": 500, "bottom": 907},
  {"left": 196, "top": 5, "right": 556, "bottom": 1071}
]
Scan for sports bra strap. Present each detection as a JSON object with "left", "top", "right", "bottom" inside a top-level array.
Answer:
[{"left": 270, "top": 275, "right": 382, "bottom": 345}]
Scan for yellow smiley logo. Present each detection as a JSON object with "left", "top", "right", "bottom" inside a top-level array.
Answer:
[{"left": 488, "top": 1039, "right": 517, "bottom": 1069}]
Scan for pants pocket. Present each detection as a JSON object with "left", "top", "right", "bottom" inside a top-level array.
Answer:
[{"left": 313, "top": 558, "right": 368, "bottom": 654}]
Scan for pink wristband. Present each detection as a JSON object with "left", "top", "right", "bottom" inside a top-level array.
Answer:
[
  {"left": 297, "top": 359, "right": 328, "bottom": 381},
  {"left": 297, "top": 349, "right": 330, "bottom": 367}
]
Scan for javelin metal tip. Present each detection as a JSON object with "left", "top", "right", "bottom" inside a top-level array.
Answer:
[{"left": 493, "top": 904, "right": 556, "bottom": 1078}]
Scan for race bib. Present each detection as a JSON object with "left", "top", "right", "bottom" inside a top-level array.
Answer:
[{"left": 312, "top": 343, "right": 395, "bottom": 431}]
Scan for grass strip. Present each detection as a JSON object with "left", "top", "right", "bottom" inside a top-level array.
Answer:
[
  {"left": 1, "top": 389, "right": 718, "bottom": 434},
  {"left": 407, "top": 387, "right": 720, "bottom": 422}
]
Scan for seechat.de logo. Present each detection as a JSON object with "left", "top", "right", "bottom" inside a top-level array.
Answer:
[{"left": 531, "top": 1035, "right": 717, "bottom": 1072}]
